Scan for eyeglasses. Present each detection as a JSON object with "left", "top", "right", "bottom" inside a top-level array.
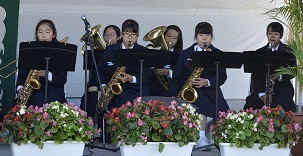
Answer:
[{"left": 122, "top": 32, "right": 138, "bottom": 38}]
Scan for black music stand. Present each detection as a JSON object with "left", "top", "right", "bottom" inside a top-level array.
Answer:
[
  {"left": 243, "top": 51, "right": 296, "bottom": 106},
  {"left": 18, "top": 41, "right": 77, "bottom": 104},
  {"left": 113, "top": 49, "right": 171, "bottom": 97},
  {"left": 168, "top": 53, "right": 179, "bottom": 69},
  {"left": 83, "top": 50, "right": 104, "bottom": 71},
  {"left": 187, "top": 51, "right": 244, "bottom": 151}
]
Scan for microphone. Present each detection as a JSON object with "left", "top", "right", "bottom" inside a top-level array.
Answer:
[{"left": 80, "top": 14, "right": 91, "bottom": 29}]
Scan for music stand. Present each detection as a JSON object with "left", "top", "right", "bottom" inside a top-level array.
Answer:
[
  {"left": 83, "top": 49, "right": 104, "bottom": 70},
  {"left": 167, "top": 53, "right": 179, "bottom": 69},
  {"left": 187, "top": 51, "right": 244, "bottom": 151},
  {"left": 18, "top": 41, "right": 77, "bottom": 104},
  {"left": 243, "top": 51, "right": 296, "bottom": 106},
  {"left": 113, "top": 49, "right": 171, "bottom": 97}
]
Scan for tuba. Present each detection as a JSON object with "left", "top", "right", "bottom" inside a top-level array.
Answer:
[
  {"left": 17, "top": 37, "right": 69, "bottom": 105},
  {"left": 97, "top": 66, "right": 126, "bottom": 110},
  {"left": 80, "top": 24, "right": 106, "bottom": 54},
  {"left": 176, "top": 47, "right": 211, "bottom": 103},
  {"left": 143, "top": 26, "right": 170, "bottom": 91}
]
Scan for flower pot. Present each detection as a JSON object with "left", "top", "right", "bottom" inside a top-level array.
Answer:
[
  {"left": 219, "top": 143, "right": 290, "bottom": 156},
  {"left": 11, "top": 141, "right": 85, "bottom": 156},
  {"left": 120, "top": 142, "right": 195, "bottom": 156},
  {"left": 291, "top": 113, "right": 303, "bottom": 156}
]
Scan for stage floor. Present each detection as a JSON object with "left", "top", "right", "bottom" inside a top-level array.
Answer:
[{"left": 0, "top": 142, "right": 221, "bottom": 156}]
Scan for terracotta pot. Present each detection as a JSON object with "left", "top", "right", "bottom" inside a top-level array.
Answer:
[{"left": 291, "top": 113, "right": 303, "bottom": 156}]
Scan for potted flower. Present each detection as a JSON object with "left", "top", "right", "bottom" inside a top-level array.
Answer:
[
  {"left": 210, "top": 106, "right": 302, "bottom": 156},
  {"left": 105, "top": 97, "right": 202, "bottom": 156},
  {"left": 0, "top": 101, "right": 98, "bottom": 156}
]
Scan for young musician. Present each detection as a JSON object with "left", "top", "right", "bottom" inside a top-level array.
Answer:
[
  {"left": 80, "top": 24, "right": 121, "bottom": 117},
  {"left": 97, "top": 19, "right": 150, "bottom": 109},
  {"left": 15, "top": 19, "right": 67, "bottom": 107},
  {"left": 244, "top": 22, "right": 296, "bottom": 112},
  {"left": 170, "top": 22, "right": 229, "bottom": 149},
  {"left": 149, "top": 25, "right": 183, "bottom": 96}
]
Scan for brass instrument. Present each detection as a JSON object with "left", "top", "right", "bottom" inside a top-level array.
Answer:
[
  {"left": 0, "top": 37, "right": 69, "bottom": 79},
  {"left": 17, "top": 37, "right": 69, "bottom": 105},
  {"left": 143, "top": 26, "right": 170, "bottom": 91},
  {"left": 80, "top": 24, "right": 106, "bottom": 55},
  {"left": 176, "top": 47, "right": 211, "bottom": 103},
  {"left": 17, "top": 70, "right": 41, "bottom": 105},
  {"left": 97, "top": 66, "right": 126, "bottom": 110},
  {"left": 143, "top": 26, "right": 168, "bottom": 50}
]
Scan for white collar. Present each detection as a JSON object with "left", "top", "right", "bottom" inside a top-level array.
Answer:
[
  {"left": 122, "top": 43, "right": 134, "bottom": 49},
  {"left": 272, "top": 43, "right": 280, "bottom": 51}
]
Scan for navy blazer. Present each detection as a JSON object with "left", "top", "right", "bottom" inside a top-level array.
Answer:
[
  {"left": 170, "top": 43, "right": 229, "bottom": 118},
  {"left": 96, "top": 42, "right": 151, "bottom": 108},
  {"left": 16, "top": 69, "right": 67, "bottom": 106},
  {"left": 252, "top": 42, "right": 295, "bottom": 95}
]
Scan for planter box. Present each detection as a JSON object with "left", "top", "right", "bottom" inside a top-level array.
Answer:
[
  {"left": 219, "top": 143, "right": 290, "bottom": 156},
  {"left": 11, "top": 141, "right": 85, "bottom": 156},
  {"left": 291, "top": 113, "right": 303, "bottom": 156},
  {"left": 120, "top": 142, "right": 195, "bottom": 156}
]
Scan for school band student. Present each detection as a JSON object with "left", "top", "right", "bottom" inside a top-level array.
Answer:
[
  {"left": 80, "top": 24, "right": 121, "bottom": 117},
  {"left": 96, "top": 19, "right": 151, "bottom": 110},
  {"left": 149, "top": 25, "right": 183, "bottom": 97},
  {"left": 170, "top": 22, "right": 230, "bottom": 149},
  {"left": 243, "top": 22, "right": 296, "bottom": 112},
  {"left": 15, "top": 19, "right": 67, "bottom": 107}
]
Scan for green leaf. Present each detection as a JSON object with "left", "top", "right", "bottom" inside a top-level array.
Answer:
[
  {"left": 281, "top": 124, "right": 287, "bottom": 133},
  {"left": 266, "top": 131, "right": 274, "bottom": 138},
  {"left": 152, "top": 134, "right": 161, "bottom": 141},
  {"left": 175, "top": 134, "right": 182, "bottom": 140},
  {"left": 164, "top": 128, "right": 172, "bottom": 136},
  {"left": 34, "top": 126, "right": 44, "bottom": 136},
  {"left": 158, "top": 143, "right": 164, "bottom": 153}
]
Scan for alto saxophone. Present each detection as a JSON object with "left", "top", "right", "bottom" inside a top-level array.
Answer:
[
  {"left": 176, "top": 47, "right": 211, "bottom": 103},
  {"left": 97, "top": 66, "right": 126, "bottom": 110},
  {"left": 18, "top": 70, "right": 41, "bottom": 105}
]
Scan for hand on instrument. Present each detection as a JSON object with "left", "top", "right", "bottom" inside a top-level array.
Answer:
[
  {"left": 270, "top": 74, "right": 280, "bottom": 81},
  {"left": 192, "top": 78, "right": 208, "bottom": 88},
  {"left": 35, "top": 70, "right": 47, "bottom": 77},
  {"left": 17, "top": 88, "right": 25, "bottom": 99},
  {"left": 156, "top": 68, "right": 169, "bottom": 76},
  {"left": 260, "top": 95, "right": 272, "bottom": 105},
  {"left": 119, "top": 72, "right": 133, "bottom": 83}
]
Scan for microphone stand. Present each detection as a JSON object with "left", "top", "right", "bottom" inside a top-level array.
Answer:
[{"left": 82, "top": 22, "right": 118, "bottom": 155}]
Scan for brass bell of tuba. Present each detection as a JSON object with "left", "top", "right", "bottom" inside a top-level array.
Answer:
[
  {"left": 80, "top": 24, "right": 107, "bottom": 55},
  {"left": 143, "top": 26, "right": 169, "bottom": 50}
]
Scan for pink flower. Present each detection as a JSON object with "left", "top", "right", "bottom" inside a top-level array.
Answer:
[
  {"left": 138, "top": 119, "right": 143, "bottom": 126},
  {"left": 144, "top": 109, "right": 149, "bottom": 115},
  {"left": 131, "top": 112, "right": 136, "bottom": 118},
  {"left": 137, "top": 97, "right": 142, "bottom": 103},
  {"left": 52, "top": 121, "right": 57, "bottom": 126},
  {"left": 294, "top": 123, "right": 302, "bottom": 132},
  {"left": 88, "top": 118, "right": 93, "bottom": 125},
  {"left": 256, "top": 115, "right": 263, "bottom": 124},
  {"left": 126, "top": 112, "right": 131, "bottom": 119},
  {"left": 45, "top": 131, "right": 51, "bottom": 137}
]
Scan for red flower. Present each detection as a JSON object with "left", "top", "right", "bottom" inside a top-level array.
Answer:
[
  {"left": 114, "top": 117, "right": 120, "bottom": 123},
  {"left": 161, "top": 123, "right": 169, "bottom": 128}
]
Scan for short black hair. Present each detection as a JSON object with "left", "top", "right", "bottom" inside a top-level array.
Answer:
[
  {"left": 195, "top": 22, "right": 213, "bottom": 37},
  {"left": 122, "top": 19, "right": 139, "bottom": 34},
  {"left": 267, "top": 22, "right": 284, "bottom": 36}
]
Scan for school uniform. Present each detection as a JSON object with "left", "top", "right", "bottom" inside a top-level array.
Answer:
[
  {"left": 170, "top": 43, "right": 229, "bottom": 118},
  {"left": 96, "top": 42, "right": 151, "bottom": 109},
  {"left": 244, "top": 41, "right": 296, "bottom": 112}
]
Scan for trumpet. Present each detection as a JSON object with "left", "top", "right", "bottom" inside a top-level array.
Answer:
[{"left": 0, "top": 37, "right": 69, "bottom": 79}]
